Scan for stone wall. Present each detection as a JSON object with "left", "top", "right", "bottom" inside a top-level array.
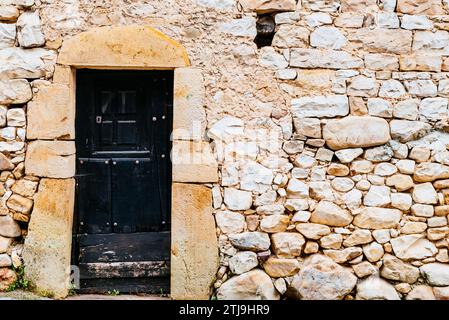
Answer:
[{"left": 0, "top": 0, "right": 449, "bottom": 300}]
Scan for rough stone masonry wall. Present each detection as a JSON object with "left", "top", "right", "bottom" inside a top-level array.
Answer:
[{"left": 1, "top": 0, "right": 449, "bottom": 300}]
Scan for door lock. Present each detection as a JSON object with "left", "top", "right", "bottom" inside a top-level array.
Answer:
[
  {"left": 113, "top": 222, "right": 118, "bottom": 227},
  {"left": 96, "top": 116, "right": 102, "bottom": 124}
]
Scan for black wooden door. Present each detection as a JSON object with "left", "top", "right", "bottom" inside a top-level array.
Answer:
[{"left": 73, "top": 70, "right": 173, "bottom": 294}]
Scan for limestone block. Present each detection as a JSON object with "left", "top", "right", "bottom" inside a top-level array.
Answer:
[
  {"left": 219, "top": 17, "right": 257, "bottom": 38},
  {"left": 0, "top": 23, "right": 16, "bottom": 49},
  {"left": 171, "top": 183, "right": 218, "bottom": 300},
  {"left": 291, "top": 95, "right": 349, "bottom": 118},
  {"left": 173, "top": 68, "right": 206, "bottom": 140},
  {"left": 240, "top": 0, "right": 296, "bottom": 13},
  {"left": 400, "top": 54, "right": 441, "bottom": 72},
  {"left": 0, "top": 47, "right": 56, "bottom": 79},
  {"left": 290, "top": 48, "right": 363, "bottom": 69},
  {"left": 0, "top": 6, "right": 19, "bottom": 22},
  {"left": 17, "top": 11, "right": 45, "bottom": 48},
  {"left": 348, "top": 29, "right": 412, "bottom": 54},
  {"left": 22, "top": 178, "right": 75, "bottom": 299},
  {"left": 0, "top": 0, "right": 34, "bottom": 7},
  {"left": 25, "top": 141, "right": 75, "bottom": 178},
  {"left": 323, "top": 116, "right": 391, "bottom": 150},
  {"left": 27, "top": 83, "right": 74, "bottom": 140},
  {"left": 0, "top": 79, "right": 31, "bottom": 104},
  {"left": 172, "top": 140, "right": 218, "bottom": 183},
  {"left": 58, "top": 25, "right": 189, "bottom": 68},
  {"left": 397, "top": 0, "right": 444, "bottom": 15}
]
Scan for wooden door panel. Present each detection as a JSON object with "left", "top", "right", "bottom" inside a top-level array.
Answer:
[
  {"left": 76, "top": 158, "right": 112, "bottom": 234},
  {"left": 111, "top": 158, "right": 162, "bottom": 233}
]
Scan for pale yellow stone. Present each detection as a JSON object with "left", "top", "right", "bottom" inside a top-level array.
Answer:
[
  {"left": 263, "top": 257, "right": 300, "bottom": 278},
  {"left": 27, "top": 83, "right": 74, "bottom": 140},
  {"left": 323, "top": 116, "right": 391, "bottom": 150},
  {"left": 341, "top": 0, "right": 377, "bottom": 12},
  {"left": 58, "top": 25, "right": 190, "bottom": 68},
  {"left": 25, "top": 141, "right": 75, "bottom": 179},
  {"left": 172, "top": 141, "right": 218, "bottom": 183},
  {"left": 173, "top": 68, "right": 207, "bottom": 140},
  {"left": 399, "top": 54, "right": 442, "bottom": 72},
  {"left": 171, "top": 183, "right": 218, "bottom": 300},
  {"left": 239, "top": 0, "right": 296, "bottom": 13},
  {"left": 23, "top": 178, "right": 75, "bottom": 299},
  {"left": 397, "top": 0, "right": 444, "bottom": 15}
]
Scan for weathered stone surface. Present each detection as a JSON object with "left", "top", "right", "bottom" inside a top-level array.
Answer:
[
  {"left": 0, "top": 47, "right": 57, "bottom": 79},
  {"left": 405, "top": 80, "right": 437, "bottom": 98},
  {"left": 22, "top": 179, "right": 75, "bottom": 299},
  {"left": 412, "top": 183, "right": 438, "bottom": 205},
  {"left": 0, "top": 79, "right": 32, "bottom": 104},
  {"left": 296, "top": 223, "right": 331, "bottom": 240},
  {"left": 229, "top": 251, "right": 258, "bottom": 275},
  {"left": 0, "top": 23, "right": 16, "bottom": 49},
  {"left": 173, "top": 68, "right": 206, "bottom": 140},
  {"left": 0, "top": 152, "right": 13, "bottom": 171},
  {"left": 324, "top": 247, "right": 362, "bottom": 263},
  {"left": 286, "top": 178, "right": 309, "bottom": 199},
  {"left": 25, "top": 141, "right": 75, "bottom": 179},
  {"left": 302, "top": 0, "right": 339, "bottom": 12},
  {"left": 420, "top": 263, "right": 449, "bottom": 286},
  {"left": 220, "top": 17, "right": 257, "bottom": 37},
  {"left": 335, "top": 148, "right": 363, "bottom": 163},
  {"left": 319, "top": 233, "right": 343, "bottom": 249},
  {"left": 239, "top": 0, "right": 296, "bottom": 13},
  {"left": 240, "top": 161, "right": 273, "bottom": 193},
  {"left": 288, "top": 254, "right": 357, "bottom": 300},
  {"left": 6, "top": 194, "right": 32, "bottom": 214},
  {"left": 271, "top": 232, "right": 305, "bottom": 258},
  {"left": 367, "top": 98, "right": 392, "bottom": 118},
  {"left": 260, "top": 215, "right": 289, "bottom": 233},
  {"left": 356, "top": 276, "right": 400, "bottom": 300},
  {"left": 272, "top": 25, "right": 309, "bottom": 48},
  {"left": 290, "top": 48, "right": 363, "bottom": 69},
  {"left": 263, "top": 257, "right": 300, "bottom": 278},
  {"left": 381, "top": 254, "right": 420, "bottom": 284},
  {"left": 229, "top": 232, "right": 270, "bottom": 252},
  {"left": 323, "top": 116, "right": 391, "bottom": 150},
  {"left": 215, "top": 211, "right": 245, "bottom": 234},
  {"left": 208, "top": 116, "right": 244, "bottom": 142},
  {"left": 397, "top": 0, "right": 444, "bottom": 15},
  {"left": 353, "top": 207, "right": 402, "bottom": 230},
  {"left": 170, "top": 183, "right": 218, "bottom": 300},
  {"left": 364, "top": 186, "right": 391, "bottom": 207},
  {"left": 390, "top": 120, "right": 431, "bottom": 143},
  {"left": 172, "top": 141, "right": 218, "bottom": 183},
  {"left": 0, "top": 236, "right": 12, "bottom": 253},
  {"left": 414, "top": 163, "right": 449, "bottom": 183},
  {"left": 291, "top": 95, "right": 348, "bottom": 118},
  {"left": 0, "top": 0, "right": 34, "bottom": 7},
  {"left": 419, "top": 97, "right": 448, "bottom": 122},
  {"left": 0, "top": 6, "right": 19, "bottom": 22},
  {"left": 379, "top": 80, "right": 406, "bottom": 98},
  {"left": 310, "top": 200, "right": 352, "bottom": 227},
  {"left": 27, "top": 83, "right": 74, "bottom": 140},
  {"left": 0, "top": 215, "right": 20, "bottom": 238},
  {"left": 217, "top": 270, "right": 280, "bottom": 300},
  {"left": 259, "top": 47, "right": 288, "bottom": 69},
  {"left": 348, "top": 76, "right": 379, "bottom": 98},
  {"left": 224, "top": 188, "right": 252, "bottom": 210},
  {"left": 434, "top": 287, "right": 449, "bottom": 300},
  {"left": 391, "top": 235, "right": 438, "bottom": 260},
  {"left": 348, "top": 29, "right": 413, "bottom": 54},
  {"left": 400, "top": 54, "right": 441, "bottom": 72},
  {"left": 341, "top": 0, "right": 377, "bottom": 12},
  {"left": 59, "top": 25, "right": 189, "bottom": 68},
  {"left": 343, "top": 229, "right": 373, "bottom": 247},
  {"left": 364, "top": 53, "right": 399, "bottom": 71},
  {"left": 17, "top": 11, "right": 45, "bottom": 48},
  {"left": 310, "top": 26, "right": 347, "bottom": 50},
  {"left": 406, "top": 285, "right": 436, "bottom": 300}
]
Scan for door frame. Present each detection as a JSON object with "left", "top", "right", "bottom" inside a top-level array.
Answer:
[{"left": 22, "top": 25, "right": 219, "bottom": 300}]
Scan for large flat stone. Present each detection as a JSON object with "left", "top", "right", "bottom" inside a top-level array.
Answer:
[
  {"left": 172, "top": 141, "right": 218, "bottom": 183},
  {"left": 0, "top": 79, "right": 32, "bottom": 104},
  {"left": 22, "top": 178, "right": 75, "bottom": 299},
  {"left": 323, "top": 116, "right": 391, "bottom": 150},
  {"left": 239, "top": 0, "right": 296, "bottom": 13},
  {"left": 348, "top": 29, "right": 412, "bottom": 54},
  {"left": 173, "top": 68, "right": 207, "bottom": 140},
  {"left": 58, "top": 25, "right": 190, "bottom": 68},
  {"left": 292, "top": 95, "right": 349, "bottom": 118},
  {"left": 171, "top": 183, "right": 218, "bottom": 300},
  {"left": 27, "top": 83, "right": 74, "bottom": 140},
  {"left": 397, "top": 0, "right": 444, "bottom": 14},
  {"left": 290, "top": 48, "right": 363, "bottom": 69},
  {"left": 25, "top": 141, "right": 75, "bottom": 178},
  {"left": 0, "top": 47, "right": 56, "bottom": 80}
]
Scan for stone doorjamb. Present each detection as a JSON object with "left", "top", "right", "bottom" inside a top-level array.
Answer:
[{"left": 22, "top": 25, "right": 219, "bottom": 300}]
